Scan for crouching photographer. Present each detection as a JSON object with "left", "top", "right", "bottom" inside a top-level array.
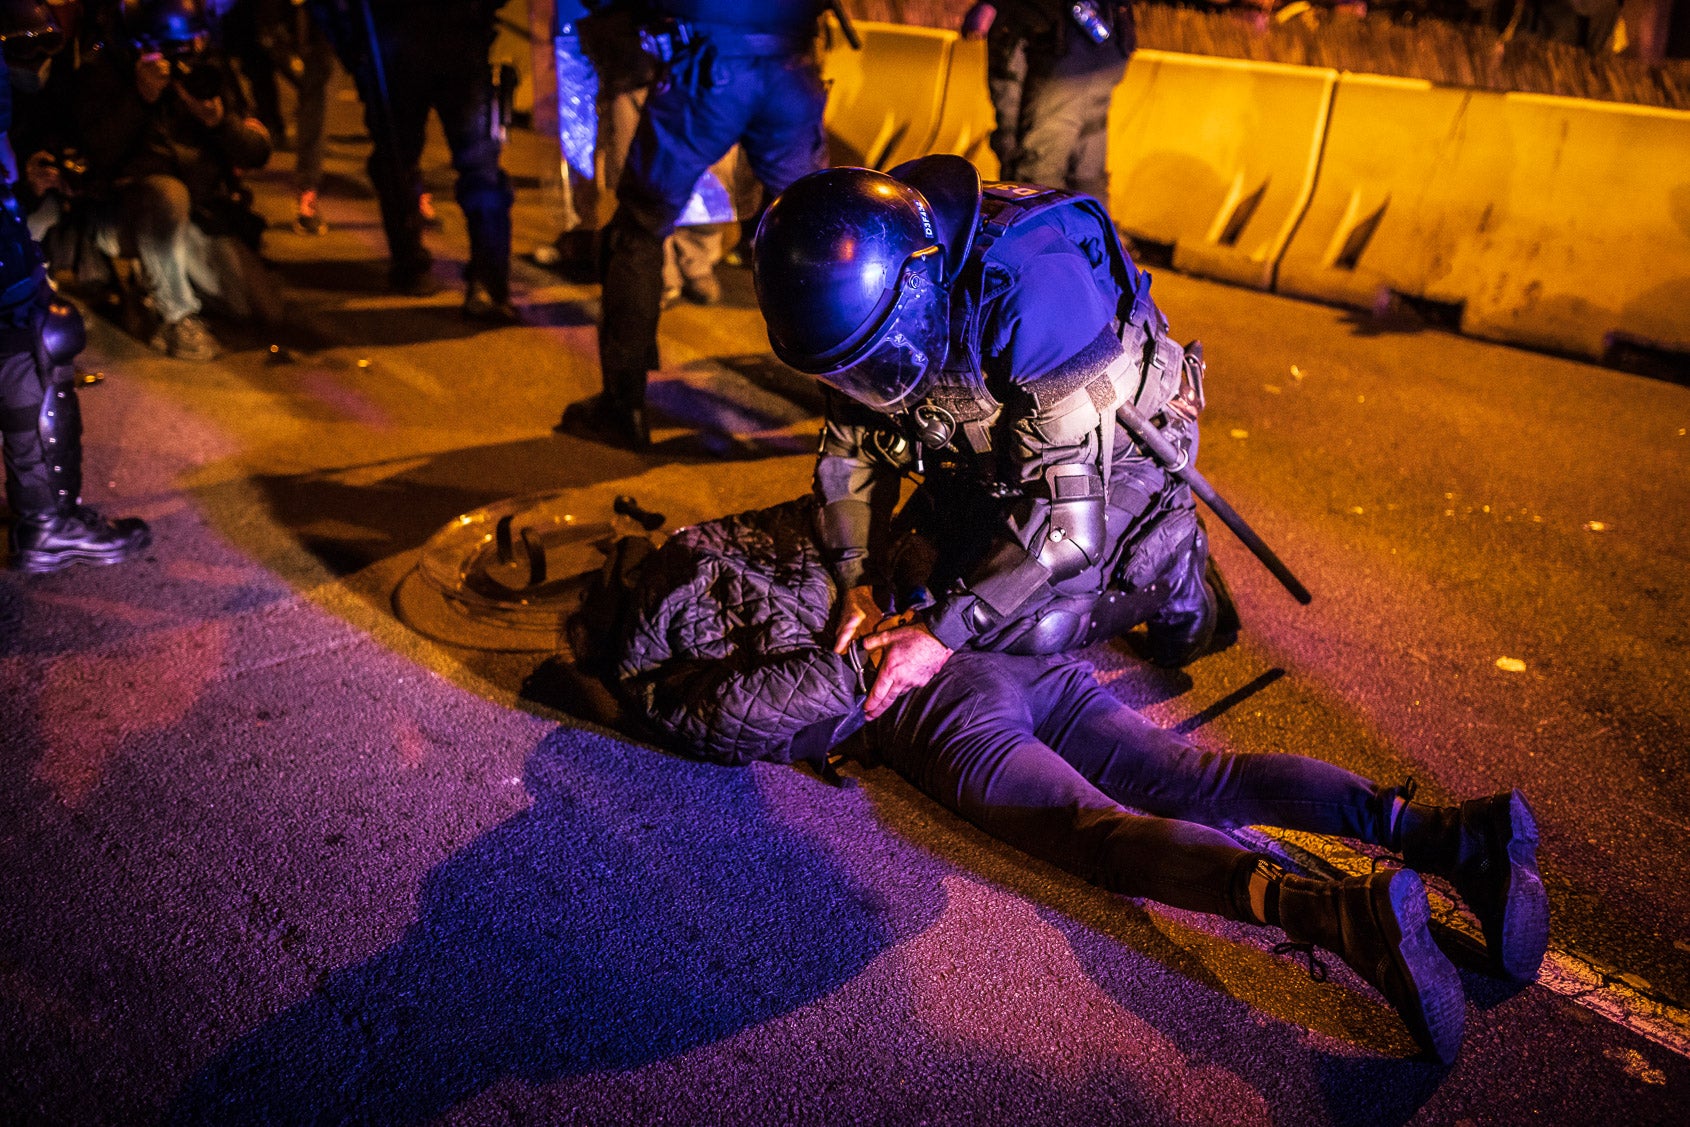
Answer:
[{"left": 73, "top": 0, "right": 280, "bottom": 360}]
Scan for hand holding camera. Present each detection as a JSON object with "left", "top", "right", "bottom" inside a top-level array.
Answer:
[{"left": 24, "top": 148, "right": 86, "bottom": 197}]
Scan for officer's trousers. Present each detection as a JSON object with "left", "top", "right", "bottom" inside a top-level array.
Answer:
[
  {"left": 0, "top": 340, "right": 76, "bottom": 517},
  {"left": 597, "top": 51, "right": 826, "bottom": 409},
  {"left": 872, "top": 653, "right": 1396, "bottom": 919}
]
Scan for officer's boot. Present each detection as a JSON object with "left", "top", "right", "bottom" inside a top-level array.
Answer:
[
  {"left": 554, "top": 391, "right": 650, "bottom": 452},
  {"left": 5, "top": 380, "right": 149, "bottom": 574},
  {"left": 1268, "top": 866, "right": 1466, "bottom": 1064},
  {"left": 1141, "top": 524, "right": 1239, "bottom": 667},
  {"left": 1386, "top": 783, "right": 1550, "bottom": 983}
]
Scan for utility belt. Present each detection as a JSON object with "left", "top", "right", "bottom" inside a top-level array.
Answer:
[{"left": 639, "top": 18, "right": 810, "bottom": 63}]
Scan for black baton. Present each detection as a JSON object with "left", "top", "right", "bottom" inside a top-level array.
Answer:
[
  {"left": 825, "top": 0, "right": 862, "bottom": 50},
  {"left": 1118, "top": 403, "right": 1313, "bottom": 605}
]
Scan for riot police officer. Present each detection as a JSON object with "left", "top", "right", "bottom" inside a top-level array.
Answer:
[
  {"left": 312, "top": 0, "right": 516, "bottom": 319},
  {"left": 556, "top": 0, "right": 831, "bottom": 452},
  {"left": 2, "top": 2, "right": 149, "bottom": 572},
  {"left": 754, "top": 156, "right": 1230, "bottom": 718}
]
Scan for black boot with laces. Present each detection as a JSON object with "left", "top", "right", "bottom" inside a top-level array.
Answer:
[
  {"left": 1273, "top": 868, "right": 1466, "bottom": 1064},
  {"left": 1394, "top": 784, "right": 1550, "bottom": 983}
]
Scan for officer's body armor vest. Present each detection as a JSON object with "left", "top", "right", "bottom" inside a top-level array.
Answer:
[{"left": 913, "top": 182, "right": 1183, "bottom": 464}]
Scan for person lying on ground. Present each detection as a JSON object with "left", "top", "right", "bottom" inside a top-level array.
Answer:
[{"left": 559, "top": 495, "right": 1550, "bottom": 1065}]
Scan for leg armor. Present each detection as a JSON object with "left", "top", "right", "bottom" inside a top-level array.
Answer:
[
  {"left": 2, "top": 295, "right": 81, "bottom": 514},
  {"left": 2, "top": 299, "right": 149, "bottom": 571}
]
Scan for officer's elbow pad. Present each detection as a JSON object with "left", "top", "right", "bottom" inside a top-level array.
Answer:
[{"left": 1035, "top": 463, "right": 1108, "bottom": 581}]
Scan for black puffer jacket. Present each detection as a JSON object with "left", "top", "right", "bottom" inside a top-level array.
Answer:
[{"left": 613, "top": 497, "right": 867, "bottom": 766}]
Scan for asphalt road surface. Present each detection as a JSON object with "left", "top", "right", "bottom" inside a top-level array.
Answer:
[{"left": 2, "top": 102, "right": 1686, "bottom": 1125}]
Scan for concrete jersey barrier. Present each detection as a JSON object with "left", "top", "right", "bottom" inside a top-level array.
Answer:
[
  {"left": 1277, "top": 75, "right": 1690, "bottom": 363},
  {"left": 1107, "top": 50, "right": 1335, "bottom": 291},
  {"left": 929, "top": 33, "right": 1001, "bottom": 178},
  {"left": 812, "top": 28, "right": 1688, "bottom": 366}
]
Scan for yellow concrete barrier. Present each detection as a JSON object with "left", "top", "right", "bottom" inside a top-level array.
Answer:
[
  {"left": 1278, "top": 76, "right": 1690, "bottom": 361},
  {"left": 820, "top": 21, "right": 954, "bottom": 171},
  {"left": 928, "top": 34, "right": 1001, "bottom": 178},
  {"left": 1107, "top": 50, "right": 1335, "bottom": 291}
]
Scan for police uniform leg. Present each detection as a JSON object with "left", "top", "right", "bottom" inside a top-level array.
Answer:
[
  {"left": 735, "top": 54, "right": 828, "bottom": 200},
  {"left": 2, "top": 301, "right": 148, "bottom": 573},
  {"left": 572, "top": 55, "right": 764, "bottom": 450}
]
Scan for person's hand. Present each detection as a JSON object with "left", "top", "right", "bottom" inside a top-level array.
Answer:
[
  {"left": 832, "top": 583, "right": 884, "bottom": 655},
  {"left": 0, "top": 134, "right": 17, "bottom": 186},
  {"left": 861, "top": 620, "right": 952, "bottom": 719},
  {"left": 136, "top": 52, "right": 171, "bottom": 103},
  {"left": 960, "top": 2, "right": 997, "bottom": 39},
  {"left": 24, "top": 151, "right": 62, "bottom": 197},
  {"left": 174, "top": 85, "right": 226, "bottom": 128}
]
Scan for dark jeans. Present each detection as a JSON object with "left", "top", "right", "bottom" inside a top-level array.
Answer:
[
  {"left": 116, "top": 175, "right": 283, "bottom": 325},
  {"left": 294, "top": 32, "right": 337, "bottom": 194},
  {"left": 354, "top": 13, "right": 512, "bottom": 295},
  {"left": 598, "top": 50, "right": 826, "bottom": 408},
  {"left": 871, "top": 653, "right": 1393, "bottom": 918}
]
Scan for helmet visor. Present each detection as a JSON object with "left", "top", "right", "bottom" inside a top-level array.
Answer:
[{"left": 812, "top": 247, "right": 950, "bottom": 413}]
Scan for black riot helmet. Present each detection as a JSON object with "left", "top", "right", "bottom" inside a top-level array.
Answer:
[
  {"left": 0, "top": 1, "right": 65, "bottom": 64},
  {"left": 754, "top": 155, "right": 982, "bottom": 413},
  {"left": 120, "top": 0, "right": 209, "bottom": 56}
]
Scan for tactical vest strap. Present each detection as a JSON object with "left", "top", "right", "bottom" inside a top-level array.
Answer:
[{"left": 920, "top": 180, "right": 1179, "bottom": 457}]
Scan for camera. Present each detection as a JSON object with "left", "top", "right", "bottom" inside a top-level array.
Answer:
[
  {"left": 121, "top": 0, "right": 221, "bottom": 99},
  {"left": 39, "top": 148, "right": 88, "bottom": 195},
  {"left": 167, "top": 51, "right": 224, "bottom": 102}
]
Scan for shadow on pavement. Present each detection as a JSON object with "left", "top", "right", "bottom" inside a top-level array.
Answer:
[
  {"left": 164, "top": 726, "right": 893, "bottom": 1125},
  {"left": 234, "top": 438, "right": 624, "bottom": 580}
]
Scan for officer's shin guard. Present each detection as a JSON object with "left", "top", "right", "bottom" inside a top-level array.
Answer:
[{"left": 3, "top": 305, "right": 149, "bottom": 573}]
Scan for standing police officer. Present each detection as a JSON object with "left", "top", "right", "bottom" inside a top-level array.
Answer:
[
  {"left": 754, "top": 156, "right": 1230, "bottom": 718},
  {"left": 556, "top": 0, "right": 831, "bottom": 452},
  {"left": 2, "top": 2, "right": 149, "bottom": 572},
  {"left": 312, "top": 0, "right": 516, "bottom": 320}
]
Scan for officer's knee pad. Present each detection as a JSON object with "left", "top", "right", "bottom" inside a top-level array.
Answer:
[
  {"left": 1001, "top": 606, "right": 1087, "bottom": 656},
  {"left": 39, "top": 299, "right": 85, "bottom": 369},
  {"left": 1037, "top": 463, "right": 1108, "bottom": 583}
]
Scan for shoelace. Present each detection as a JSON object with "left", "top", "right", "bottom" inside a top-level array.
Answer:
[{"left": 1272, "top": 941, "right": 1330, "bottom": 983}]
